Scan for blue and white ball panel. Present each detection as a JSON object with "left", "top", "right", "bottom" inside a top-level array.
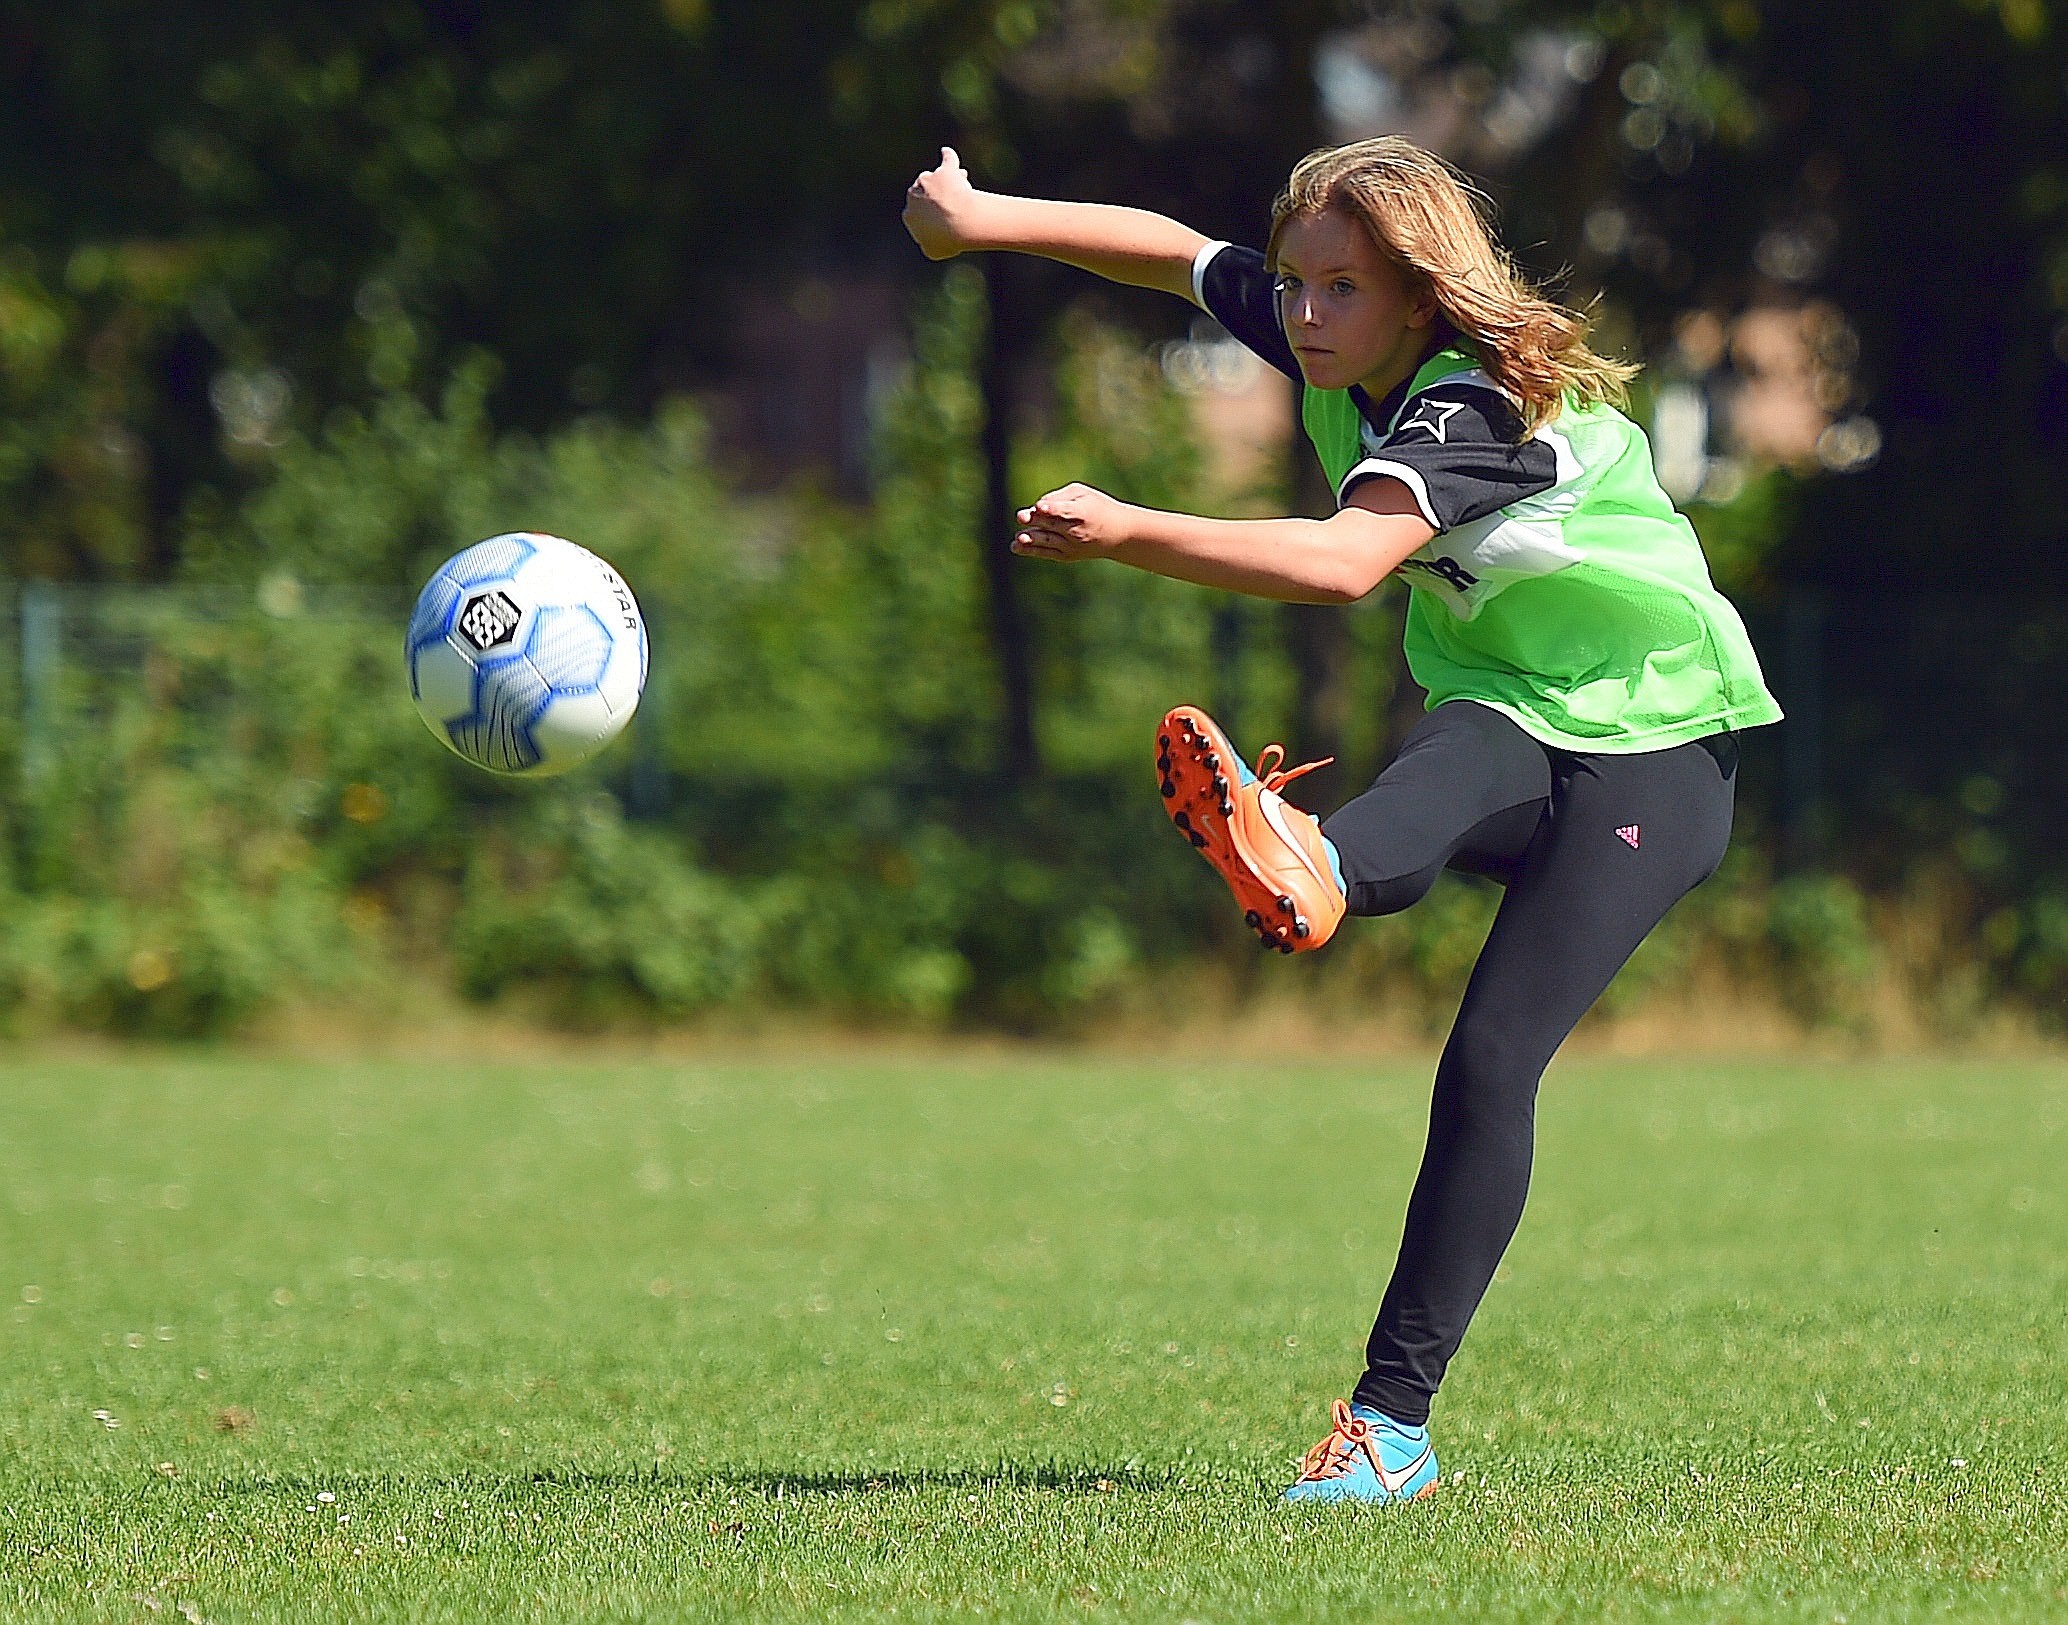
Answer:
[
  {"left": 446, "top": 531, "right": 540, "bottom": 587},
  {"left": 410, "top": 637, "right": 478, "bottom": 727},
  {"left": 405, "top": 532, "right": 647, "bottom": 776},
  {"left": 532, "top": 688, "right": 623, "bottom": 766},
  {"left": 404, "top": 571, "right": 464, "bottom": 703},
  {"left": 525, "top": 603, "right": 615, "bottom": 693},
  {"left": 449, "top": 651, "right": 555, "bottom": 774}
]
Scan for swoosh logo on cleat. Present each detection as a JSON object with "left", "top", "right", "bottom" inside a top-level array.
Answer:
[
  {"left": 1374, "top": 1444, "right": 1432, "bottom": 1497},
  {"left": 1259, "top": 791, "right": 1330, "bottom": 895}
]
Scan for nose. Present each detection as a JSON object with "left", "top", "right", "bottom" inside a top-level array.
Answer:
[{"left": 1289, "top": 292, "right": 1320, "bottom": 327}]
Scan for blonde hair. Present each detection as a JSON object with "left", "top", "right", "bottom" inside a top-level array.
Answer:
[{"left": 1267, "top": 137, "right": 1635, "bottom": 431}]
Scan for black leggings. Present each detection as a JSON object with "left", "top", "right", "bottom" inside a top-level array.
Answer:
[{"left": 1319, "top": 701, "right": 1738, "bottom": 1425}]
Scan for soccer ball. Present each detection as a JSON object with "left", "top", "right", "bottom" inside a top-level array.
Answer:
[{"left": 406, "top": 532, "right": 648, "bottom": 776}]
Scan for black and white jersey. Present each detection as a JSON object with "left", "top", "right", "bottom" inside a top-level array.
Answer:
[{"left": 1189, "top": 240, "right": 1559, "bottom": 532}]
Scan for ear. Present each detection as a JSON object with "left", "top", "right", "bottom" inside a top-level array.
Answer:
[{"left": 1406, "top": 283, "right": 1442, "bottom": 330}]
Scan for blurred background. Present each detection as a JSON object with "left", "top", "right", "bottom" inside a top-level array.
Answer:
[{"left": 0, "top": 0, "right": 2063, "bottom": 1041}]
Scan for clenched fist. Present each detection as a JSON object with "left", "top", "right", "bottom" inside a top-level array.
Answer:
[
  {"left": 1013, "top": 483, "right": 1135, "bottom": 561},
  {"left": 902, "top": 146, "right": 984, "bottom": 261}
]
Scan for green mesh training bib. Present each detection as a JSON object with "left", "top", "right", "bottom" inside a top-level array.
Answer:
[{"left": 1303, "top": 348, "right": 1783, "bottom": 752}]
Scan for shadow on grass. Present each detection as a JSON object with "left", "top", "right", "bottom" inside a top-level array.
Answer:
[
  {"left": 198, "top": 1461, "right": 1194, "bottom": 1499},
  {"left": 710, "top": 1462, "right": 1193, "bottom": 1496}
]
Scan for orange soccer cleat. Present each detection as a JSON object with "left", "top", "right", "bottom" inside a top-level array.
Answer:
[{"left": 1157, "top": 705, "right": 1348, "bottom": 953}]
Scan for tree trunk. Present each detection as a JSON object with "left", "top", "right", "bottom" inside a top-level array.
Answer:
[
  {"left": 979, "top": 254, "right": 1040, "bottom": 781},
  {"left": 1273, "top": 446, "right": 1356, "bottom": 802},
  {"left": 1263, "top": 1, "right": 1358, "bottom": 805}
]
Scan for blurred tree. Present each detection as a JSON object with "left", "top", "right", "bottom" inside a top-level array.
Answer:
[
  {"left": 4, "top": 0, "right": 2063, "bottom": 774},
  {"left": 0, "top": 0, "right": 956, "bottom": 574},
  {"left": 1481, "top": 0, "right": 2068, "bottom": 591},
  {"left": 835, "top": 0, "right": 1374, "bottom": 780}
]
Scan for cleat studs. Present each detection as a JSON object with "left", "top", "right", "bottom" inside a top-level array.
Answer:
[
  {"left": 1173, "top": 811, "right": 1191, "bottom": 830},
  {"left": 1219, "top": 801, "right": 1233, "bottom": 818},
  {"left": 1205, "top": 752, "right": 1220, "bottom": 771},
  {"left": 1277, "top": 896, "right": 1295, "bottom": 913},
  {"left": 1159, "top": 734, "right": 1171, "bottom": 750},
  {"left": 1279, "top": 943, "right": 1295, "bottom": 954},
  {"left": 1244, "top": 910, "right": 1261, "bottom": 928},
  {"left": 1158, "top": 753, "right": 1172, "bottom": 773},
  {"left": 1190, "top": 832, "right": 1207, "bottom": 848},
  {"left": 1294, "top": 919, "right": 1311, "bottom": 939}
]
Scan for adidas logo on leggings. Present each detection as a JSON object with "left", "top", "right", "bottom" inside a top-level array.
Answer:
[{"left": 1615, "top": 825, "right": 1641, "bottom": 849}]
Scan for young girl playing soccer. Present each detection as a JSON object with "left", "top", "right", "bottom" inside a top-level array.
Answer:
[{"left": 903, "top": 138, "right": 1781, "bottom": 1503}]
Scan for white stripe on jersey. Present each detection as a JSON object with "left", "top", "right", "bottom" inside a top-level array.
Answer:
[
  {"left": 1337, "top": 457, "right": 1440, "bottom": 529},
  {"left": 1189, "top": 240, "right": 1232, "bottom": 311}
]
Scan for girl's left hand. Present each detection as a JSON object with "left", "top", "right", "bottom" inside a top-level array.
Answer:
[{"left": 1013, "top": 483, "right": 1133, "bottom": 561}]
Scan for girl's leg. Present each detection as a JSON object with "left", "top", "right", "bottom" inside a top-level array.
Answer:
[
  {"left": 1352, "top": 734, "right": 1739, "bottom": 1425},
  {"left": 1321, "top": 702, "right": 1553, "bottom": 917}
]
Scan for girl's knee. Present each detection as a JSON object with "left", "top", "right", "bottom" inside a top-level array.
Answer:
[
  {"left": 1433, "top": 1017, "right": 1550, "bottom": 1119},
  {"left": 1347, "top": 866, "right": 1444, "bottom": 918}
]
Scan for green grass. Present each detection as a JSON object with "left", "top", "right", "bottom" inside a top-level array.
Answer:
[{"left": 2, "top": 1047, "right": 2065, "bottom": 1621}]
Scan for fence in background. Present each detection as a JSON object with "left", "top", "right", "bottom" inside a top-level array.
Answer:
[
  {"left": 5, "top": 582, "right": 2065, "bottom": 889},
  {"left": 8, "top": 581, "right": 407, "bottom": 785},
  {"left": 1743, "top": 592, "right": 2068, "bottom": 890}
]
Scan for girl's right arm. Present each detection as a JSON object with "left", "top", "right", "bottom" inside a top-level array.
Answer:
[{"left": 902, "top": 146, "right": 1209, "bottom": 304}]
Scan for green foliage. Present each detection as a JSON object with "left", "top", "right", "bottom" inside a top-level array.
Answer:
[
  {"left": 1760, "top": 871, "right": 1884, "bottom": 1028},
  {"left": 1682, "top": 466, "right": 1798, "bottom": 594},
  {"left": 0, "top": 599, "right": 397, "bottom": 1036},
  {"left": 0, "top": 877, "right": 348, "bottom": 1039},
  {"left": 2010, "top": 890, "right": 2068, "bottom": 1026},
  {"left": 0, "top": 281, "right": 1228, "bottom": 1036},
  {"left": 451, "top": 800, "right": 766, "bottom": 1023},
  {"left": 0, "top": 234, "right": 218, "bottom": 580},
  {"left": 0, "top": 280, "right": 2029, "bottom": 1039},
  {"left": 2, "top": 0, "right": 1068, "bottom": 590},
  {"left": 4, "top": 0, "right": 2063, "bottom": 1043}
]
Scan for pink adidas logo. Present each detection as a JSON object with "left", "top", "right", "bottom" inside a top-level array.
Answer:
[{"left": 1615, "top": 825, "right": 1641, "bottom": 849}]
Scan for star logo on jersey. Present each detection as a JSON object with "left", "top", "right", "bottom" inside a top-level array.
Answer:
[{"left": 1395, "top": 399, "right": 1466, "bottom": 443}]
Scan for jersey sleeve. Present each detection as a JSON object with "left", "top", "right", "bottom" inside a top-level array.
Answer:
[
  {"left": 1339, "top": 382, "right": 1559, "bottom": 531},
  {"left": 1190, "top": 242, "right": 1300, "bottom": 381}
]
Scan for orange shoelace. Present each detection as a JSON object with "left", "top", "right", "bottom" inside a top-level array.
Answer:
[
  {"left": 1292, "top": 1398, "right": 1381, "bottom": 1483},
  {"left": 1254, "top": 744, "right": 1334, "bottom": 796}
]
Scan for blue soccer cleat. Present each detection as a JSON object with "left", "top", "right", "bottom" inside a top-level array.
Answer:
[{"left": 1282, "top": 1398, "right": 1439, "bottom": 1504}]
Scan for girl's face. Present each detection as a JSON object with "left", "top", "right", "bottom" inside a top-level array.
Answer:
[{"left": 1274, "top": 207, "right": 1440, "bottom": 398}]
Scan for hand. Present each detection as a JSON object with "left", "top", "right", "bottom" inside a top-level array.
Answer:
[
  {"left": 1013, "top": 483, "right": 1133, "bottom": 562},
  {"left": 902, "top": 146, "right": 985, "bottom": 260}
]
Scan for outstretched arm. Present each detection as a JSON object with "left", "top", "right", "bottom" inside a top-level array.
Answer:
[
  {"left": 1013, "top": 479, "right": 1438, "bottom": 605},
  {"left": 902, "top": 146, "right": 1209, "bottom": 304}
]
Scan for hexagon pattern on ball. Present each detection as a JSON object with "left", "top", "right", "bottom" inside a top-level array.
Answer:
[{"left": 406, "top": 532, "right": 648, "bottom": 776}]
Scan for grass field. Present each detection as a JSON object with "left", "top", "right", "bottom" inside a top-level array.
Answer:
[{"left": 2, "top": 1047, "right": 2065, "bottom": 1622}]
